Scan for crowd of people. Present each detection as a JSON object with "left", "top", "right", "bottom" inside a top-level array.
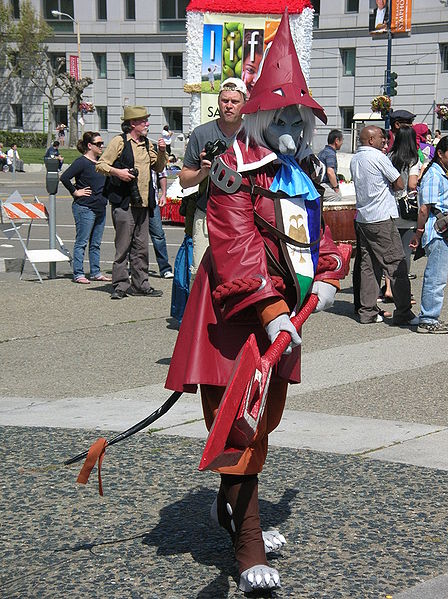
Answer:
[{"left": 4, "top": 100, "right": 446, "bottom": 336}]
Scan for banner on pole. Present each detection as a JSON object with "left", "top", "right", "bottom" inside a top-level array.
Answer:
[
  {"left": 369, "top": 0, "right": 412, "bottom": 34},
  {"left": 69, "top": 55, "right": 79, "bottom": 80},
  {"left": 390, "top": 0, "right": 411, "bottom": 33}
]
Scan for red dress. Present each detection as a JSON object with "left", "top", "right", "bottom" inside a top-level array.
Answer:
[{"left": 166, "top": 138, "right": 345, "bottom": 394}]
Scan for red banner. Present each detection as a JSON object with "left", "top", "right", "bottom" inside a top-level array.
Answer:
[{"left": 69, "top": 55, "right": 79, "bottom": 80}]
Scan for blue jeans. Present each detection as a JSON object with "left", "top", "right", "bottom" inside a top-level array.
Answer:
[
  {"left": 148, "top": 203, "right": 172, "bottom": 276},
  {"left": 419, "top": 237, "right": 448, "bottom": 323},
  {"left": 72, "top": 203, "right": 106, "bottom": 280}
]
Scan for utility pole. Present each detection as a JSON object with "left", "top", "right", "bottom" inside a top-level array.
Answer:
[{"left": 384, "top": 0, "right": 393, "bottom": 133}]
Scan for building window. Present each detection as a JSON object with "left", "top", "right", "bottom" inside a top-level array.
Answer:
[
  {"left": 341, "top": 48, "right": 356, "bottom": 76},
  {"left": 346, "top": 0, "right": 359, "bottom": 13},
  {"left": 49, "top": 53, "right": 66, "bottom": 73},
  {"left": 94, "top": 53, "right": 107, "bottom": 78},
  {"left": 441, "top": 44, "right": 448, "bottom": 73},
  {"left": 163, "top": 107, "right": 183, "bottom": 131},
  {"left": 311, "top": 0, "right": 320, "bottom": 29},
  {"left": 44, "top": 0, "right": 74, "bottom": 32},
  {"left": 97, "top": 0, "right": 107, "bottom": 20},
  {"left": 10, "top": 0, "right": 20, "bottom": 19},
  {"left": 159, "top": 0, "right": 188, "bottom": 32},
  {"left": 97, "top": 106, "right": 108, "bottom": 130},
  {"left": 54, "top": 105, "right": 68, "bottom": 127},
  {"left": 125, "top": 0, "right": 135, "bottom": 20},
  {"left": 10, "top": 51, "right": 21, "bottom": 76},
  {"left": 122, "top": 53, "right": 135, "bottom": 78},
  {"left": 164, "top": 53, "right": 183, "bottom": 78},
  {"left": 340, "top": 107, "right": 354, "bottom": 130},
  {"left": 11, "top": 103, "right": 23, "bottom": 128}
]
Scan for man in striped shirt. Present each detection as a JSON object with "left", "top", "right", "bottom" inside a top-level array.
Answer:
[{"left": 350, "top": 125, "right": 418, "bottom": 326}]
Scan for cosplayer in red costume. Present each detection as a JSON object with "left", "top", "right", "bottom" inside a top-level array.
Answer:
[{"left": 166, "top": 11, "right": 347, "bottom": 593}]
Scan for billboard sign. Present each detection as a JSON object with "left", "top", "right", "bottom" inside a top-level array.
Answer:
[{"left": 201, "top": 13, "right": 280, "bottom": 122}]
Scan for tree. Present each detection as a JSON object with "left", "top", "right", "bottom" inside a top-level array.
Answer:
[
  {"left": 58, "top": 73, "right": 93, "bottom": 147},
  {"left": 1, "top": 0, "right": 92, "bottom": 145}
]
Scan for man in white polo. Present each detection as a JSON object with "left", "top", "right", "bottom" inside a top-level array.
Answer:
[{"left": 350, "top": 125, "right": 418, "bottom": 326}]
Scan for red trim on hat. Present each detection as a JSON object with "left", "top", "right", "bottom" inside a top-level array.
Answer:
[{"left": 186, "top": 0, "right": 312, "bottom": 13}]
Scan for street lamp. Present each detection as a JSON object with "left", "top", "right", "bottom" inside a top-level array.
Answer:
[{"left": 51, "top": 9, "right": 82, "bottom": 79}]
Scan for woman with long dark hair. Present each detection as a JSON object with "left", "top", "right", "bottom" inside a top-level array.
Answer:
[
  {"left": 389, "top": 125, "right": 421, "bottom": 265},
  {"left": 60, "top": 131, "right": 111, "bottom": 284},
  {"left": 410, "top": 135, "right": 448, "bottom": 333},
  {"left": 378, "top": 126, "right": 421, "bottom": 304}
]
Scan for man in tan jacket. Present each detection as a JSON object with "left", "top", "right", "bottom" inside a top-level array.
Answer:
[{"left": 97, "top": 106, "right": 168, "bottom": 299}]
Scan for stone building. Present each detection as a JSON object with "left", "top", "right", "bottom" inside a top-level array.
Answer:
[{"left": 1, "top": 0, "right": 447, "bottom": 153}]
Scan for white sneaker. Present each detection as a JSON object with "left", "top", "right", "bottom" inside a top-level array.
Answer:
[
  {"left": 162, "top": 271, "right": 174, "bottom": 279},
  {"left": 374, "top": 314, "right": 383, "bottom": 323}
]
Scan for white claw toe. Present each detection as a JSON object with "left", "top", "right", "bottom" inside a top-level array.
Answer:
[
  {"left": 226, "top": 502, "right": 233, "bottom": 516},
  {"left": 230, "top": 518, "right": 236, "bottom": 533},
  {"left": 239, "top": 566, "right": 281, "bottom": 592},
  {"left": 262, "top": 529, "right": 286, "bottom": 553}
]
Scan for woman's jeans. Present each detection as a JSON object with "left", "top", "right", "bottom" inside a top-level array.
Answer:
[
  {"left": 420, "top": 237, "right": 448, "bottom": 323},
  {"left": 72, "top": 203, "right": 106, "bottom": 279},
  {"left": 148, "top": 203, "right": 171, "bottom": 276}
]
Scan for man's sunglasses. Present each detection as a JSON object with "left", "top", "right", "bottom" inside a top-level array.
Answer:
[{"left": 91, "top": 141, "right": 104, "bottom": 147}]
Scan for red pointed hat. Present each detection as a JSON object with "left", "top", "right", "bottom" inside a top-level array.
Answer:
[{"left": 241, "top": 9, "right": 327, "bottom": 124}]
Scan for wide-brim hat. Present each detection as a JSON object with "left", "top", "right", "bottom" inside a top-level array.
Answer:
[
  {"left": 241, "top": 10, "right": 327, "bottom": 124},
  {"left": 121, "top": 105, "right": 151, "bottom": 122}
]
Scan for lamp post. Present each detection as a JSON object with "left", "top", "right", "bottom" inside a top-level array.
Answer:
[{"left": 51, "top": 10, "right": 82, "bottom": 79}]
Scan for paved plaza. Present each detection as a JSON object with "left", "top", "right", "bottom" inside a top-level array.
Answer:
[{"left": 2, "top": 172, "right": 448, "bottom": 598}]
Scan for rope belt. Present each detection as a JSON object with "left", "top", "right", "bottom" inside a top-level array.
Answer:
[{"left": 212, "top": 275, "right": 286, "bottom": 305}]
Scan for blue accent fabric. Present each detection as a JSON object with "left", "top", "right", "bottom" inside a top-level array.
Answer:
[
  {"left": 305, "top": 197, "right": 321, "bottom": 273},
  {"left": 270, "top": 155, "right": 320, "bottom": 201},
  {"left": 170, "top": 235, "right": 193, "bottom": 324}
]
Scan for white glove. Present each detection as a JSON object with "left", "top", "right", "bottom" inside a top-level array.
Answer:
[
  {"left": 265, "top": 314, "right": 301, "bottom": 355},
  {"left": 312, "top": 280, "right": 337, "bottom": 312}
]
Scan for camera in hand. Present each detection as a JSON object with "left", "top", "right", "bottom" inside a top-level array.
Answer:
[
  {"left": 203, "top": 139, "right": 228, "bottom": 163},
  {"left": 128, "top": 167, "right": 143, "bottom": 206}
]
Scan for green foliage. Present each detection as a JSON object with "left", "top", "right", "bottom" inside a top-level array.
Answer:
[
  {"left": 19, "top": 147, "right": 79, "bottom": 164},
  {"left": 0, "top": 130, "right": 47, "bottom": 148},
  {"left": 7, "top": 0, "right": 51, "bottom": 78}
]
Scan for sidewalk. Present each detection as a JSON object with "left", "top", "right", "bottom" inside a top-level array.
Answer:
[{"left": 2, "top": 268, "right": 448, "bottom": 598}]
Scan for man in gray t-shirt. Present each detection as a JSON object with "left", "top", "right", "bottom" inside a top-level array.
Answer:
[{"left": 180, "top": 78, "right": 246, "bottom": 275}]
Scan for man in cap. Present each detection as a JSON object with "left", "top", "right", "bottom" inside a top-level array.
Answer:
[
  {"left": 97, "top": 106, "right": 168, "bottom": 299},
  {"left": 386, "top": 109, "right": 416, "bottom": 152},
  {"left": 179, "top": 78, "right": 246, "bottom": 277}
]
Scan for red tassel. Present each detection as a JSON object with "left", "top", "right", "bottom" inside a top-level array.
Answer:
[{"left": 76, "top": 437, "right": 108, "bottom": 496}]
